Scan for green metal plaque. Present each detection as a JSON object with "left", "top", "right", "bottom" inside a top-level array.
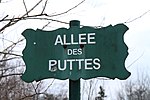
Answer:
[{"left": 21, "top": 20, "right": 130, "bottom": 83}]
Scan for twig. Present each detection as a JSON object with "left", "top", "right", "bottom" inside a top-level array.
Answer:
[
  {"left": 0, "top": 57, "right": 21, "bottom": 62},
  {"left": 23, "top": 0, "right": 28, "bottom": 16},
  {"left": 0, "top": 15, "right": 9, "bottom": 22},
  {"left": 18, "top": 92, "right": 46, "bottom": 100},
  {"left": 36, "top": 81, "right": 42, "bottom": 90},
  {"left": 22, "top": 0, "right": 43, "bottom": 17},
  {"left": 127, "top": 52, "right": 144, "bottom": 68},
  {"left": 0, "top": 0, "right": 85, "bottom": 32},
  {"left": 0, "top": 66, "right": 23, "bottom": 72},
  {"left": 0, "top": 0, "right": 43, "bottom": 32},
  {"left": 41, "top": 0, "right": 48, "bottom": 14},
  {"left": 124, "top": 9, "right": 150, "bottom": 23},
  {"left": 47, "top": 0, "right": 86, "bottom": 17},
  {"left": 0, "top": 21, "right": 13, "bottom": 32},
  {"left": 44, "top": 79, "right": 55, "bottom": 92},
  {"left": 0, "top": 51, "right": 22, "bottom": 57},
  {"left": 25, "top": 17, "right": 69, "bottom": 24},
  {"left": 42, "top": 21, "right": 51, "bottom": 29},
  {"left": 31, "top": 83, "right": 38, "bottom": 94},
  {"left": 1, "top": 38, "right": 24, "bottom": 56},
  {"left": 0, "top": 73, "right": 22, "bottom": 79},
  {"left": 0, "top": 37, "right": 15, "bottom": 44}
]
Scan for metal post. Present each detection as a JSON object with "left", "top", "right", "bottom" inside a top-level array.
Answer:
[
  {"left": 69, "top": 20, "right": 80, "bottom": 100},
  {"left": 69, "top": 79, "right": 80, "bottom": 100}
]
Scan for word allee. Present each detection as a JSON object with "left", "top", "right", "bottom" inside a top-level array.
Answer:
[
  {"left": 54, "top": 33, "right": 96, "bottom": 45},
  {"left": 49, "top": 58, "right": 101, "bottom": 71}
]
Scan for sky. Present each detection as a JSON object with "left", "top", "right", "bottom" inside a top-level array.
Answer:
[{"left": 0, "top": 0, "right": 150, "bottom": 99}]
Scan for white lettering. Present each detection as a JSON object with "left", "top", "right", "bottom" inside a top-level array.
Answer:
[
  {"left": 49, "top": 58, "right": 101, "bottom": 71},
  {"left": 54, "top": 35, "right": 63, "bottom": 45},
  {"left": 49, "top": 60, "right": 57, "bottom": 71},
  {"left": 85, "top": 59, "right": 93, "bottom": 70},
  {"left": 93, "top": 58, "right": 101, "bottom": 69},
  {"left": 67, "top": 49, "right": 72, "bottom": 55},
  {"left": 63, "top": 34, "right": 71, "bottom": 45},
  {"left": 58, "top": 60, "right": 66, "bottom": 71},
  {"left": 67, "top": 59, "right": 75, "bottom": 70},
  {"left": 88, "top": 33, "right": 96, "bottom": 44},
  {"left": 76, "top": 59, "right": 84, "bottom": 70},
  {"left": 78, "top": 48, "right": 82, "bottom": 55},
  {"left": 73, "top": 49, "right": 77, "bottom": 55},
  {"left": 79, "top": 34, "right": 86, "bottom": 44},
  {"left": 54, "top": 33, "right": 96, "bottom": 45},
  {"left": 71, "top": 34, "right": 78, "bottom": 44},
  {"left": 67, "top": 48, "right": 83, "bottom": 55}
]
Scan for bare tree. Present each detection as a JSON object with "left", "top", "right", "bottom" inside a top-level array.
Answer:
[
  {"left": 0, "top": 0, "right": 85, "bottom": 33},
  {"left": 117, "top": 73, "right": 150, "bottom": 100},
  {"left": 0, "top": 0, "right": 86, "bottom": 99}
]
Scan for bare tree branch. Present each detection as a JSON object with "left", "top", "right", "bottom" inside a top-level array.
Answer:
[
  {"left": 22, "top": 0, "right": 43, "bottom": 17},
  {"left": 127, "top": 52, "right": 144, "bottom": 68},
  {"left": 0, "top": 38, "right": 23, "bottom": 58},
  {"left": 0, "top": 0, "right": 86, "bottom": 32},
  {"left": 0, "top": 15, "right": 9, "bottom": 22},
  {"left": 0, "top": 20, "right": 15, "bottom": 32},
  {"left": 44, "top": 79, "right": 55, "bottom": 92},
  {"left": 0, "top": 0, "right": 44, "bottom": 32},
  {"left": 0, "top": 38, "right": 24, "bottom": 58},
  {"left": 0, "top": 65, "right": 23, "bottom": 72},
  {"left": 0, "top": 57, "right": 21, "bottom": 62},
  {"left": 42, "top": 21, "right": 51, "bottom": 29},
  {"left": 0, "top": 37, "right": 16, "bottom": 44},
  {"left": 23, "top": 0, "right": 28, "bottom": 16},
  {"left": 41, "top": 0, "right": 48, "bottom": 14},
  {"left": 19, "top": 92, "right": 46, "bottom": 100},
  {"left": 124, "top": 9, "right": 150, "bottom": 23},
  {"left": 0, "top": 73, "right": 22, "bottom": 79},
  {"left": 47, "top": 0, "right": 86, "bottom": 17},
  {"left": 0, "top": 51, "right": 22, "bottom": 57},
  {"left": 31, "top": 83, "right": 38, "bottom": 94}
]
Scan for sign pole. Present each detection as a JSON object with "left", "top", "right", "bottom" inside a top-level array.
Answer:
[
  {"left": 69, "top": 79, "right": 80, "bottom": 100},
  {"left": 69, "top": 20, "right": 81, "bottom": 100}
]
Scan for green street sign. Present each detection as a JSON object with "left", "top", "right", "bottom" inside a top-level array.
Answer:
[{"left": 21, "top": 20, "right": 130, "bottom": 83}]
